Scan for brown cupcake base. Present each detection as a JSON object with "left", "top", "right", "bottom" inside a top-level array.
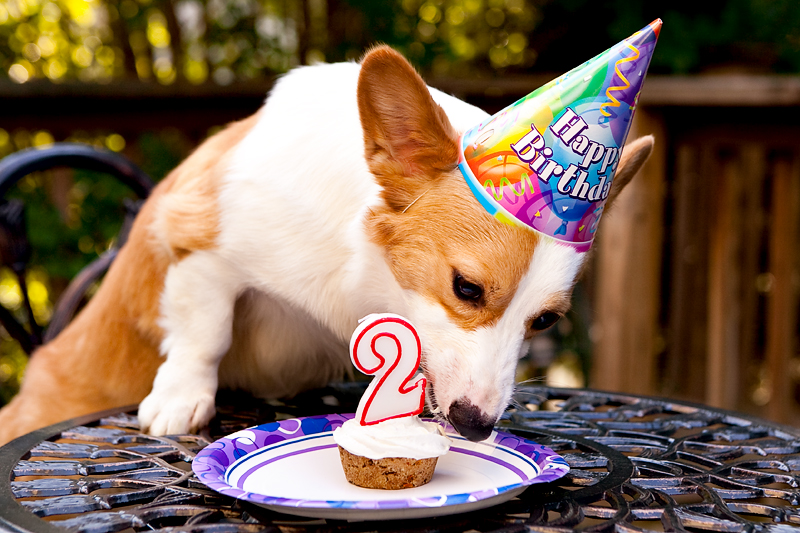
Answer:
[{"left": 338, "top": 446, "right": 438, "bottom": 490}]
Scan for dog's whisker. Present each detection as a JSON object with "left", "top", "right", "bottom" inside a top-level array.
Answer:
[
  {"left": 402, "top": 187, "right": 433, "bottom": 214},
  {"left": 516, "top": 376, "right": 547, "bottom": 386}
]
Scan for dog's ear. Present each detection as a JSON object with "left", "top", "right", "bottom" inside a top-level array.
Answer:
[
  {"left": 605, "top": 135, "right": 654, "bottom": 208},
  {"left": 358, "top": 45, "right": 459, "bottom": 212}
]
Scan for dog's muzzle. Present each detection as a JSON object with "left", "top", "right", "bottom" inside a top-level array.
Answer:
[{"left": 447, "top": 397, "right": 496, "bottom": 442}]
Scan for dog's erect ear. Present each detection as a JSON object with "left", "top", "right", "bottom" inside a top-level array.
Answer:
[
  {"left": 605, "top": 135, "right": 654, "bottom": 207},
  {"left": 358, "top": 46, "right": 459, "bottom": 211}
]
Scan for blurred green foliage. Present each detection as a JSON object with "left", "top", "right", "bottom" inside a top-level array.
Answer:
[
  {"left": 0, "top": 128, "right": 190, "bottom": 282},
  {"left": 602, "top": 0, "right": 800, "bottom": 74},
  {"left": 1, "top": 0, "right": 799, "bottom": 87},
  {"left": 10, "top": 170, "right": 130, "bottom": 279}
]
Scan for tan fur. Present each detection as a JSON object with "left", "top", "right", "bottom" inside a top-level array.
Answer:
[
  {"left": 358, "top": 46, "right": 460, "bottom": 210},
  {"left": 0, "top": 114, "right": 259, "bottom": 445},
  {"left": 536, "top": 292, "right": 573, "bottom": 319},
  {"left": 367, "top": 173, "right": 540, "bottom": 331},
  {"left": 152, "top": 113, "right": 260, "bottom": 260},
  {"left": 359, "top": 47, "right": 541, "bottom": 331},
  {"left": 606, "top": 135, "right": 655, "bottom": 208}
]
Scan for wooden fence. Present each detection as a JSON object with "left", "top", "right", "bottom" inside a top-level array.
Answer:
[
  {"left": 590, "top": 76, "right": 800, "bottom": 426},
  {"left": 2, "top": 74, "right": 800, "bottom": 424}
]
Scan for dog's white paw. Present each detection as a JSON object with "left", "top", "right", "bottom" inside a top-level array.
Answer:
[
  {"left": 138, "top": 371, "right": 217, "bottom": 436},
  {"left": 138, "top": 392, "right": 216, "bottom": 436}
]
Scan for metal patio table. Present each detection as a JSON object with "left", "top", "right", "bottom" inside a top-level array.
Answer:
[{"left": 2, "top": 384, "right": 800, "bottom": 533}]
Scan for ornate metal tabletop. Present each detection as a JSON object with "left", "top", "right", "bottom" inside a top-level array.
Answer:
[{"left": 2, "top": 384, "right": 799, "bottom": 532}]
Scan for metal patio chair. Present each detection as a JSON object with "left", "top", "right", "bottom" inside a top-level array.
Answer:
[{"left": 0, "top": 143, "right": 155, "bottom": 354}]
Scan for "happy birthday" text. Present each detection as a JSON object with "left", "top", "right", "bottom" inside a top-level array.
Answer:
[{"left": 510, "top": 108, "right": 618, "bottom": 202}]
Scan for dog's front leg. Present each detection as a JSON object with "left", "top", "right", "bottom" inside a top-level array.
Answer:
[{"left": 138, "top": 251, "right": 241, "bottom": 436}]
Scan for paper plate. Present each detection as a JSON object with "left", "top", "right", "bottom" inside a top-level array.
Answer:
[{"left": 193, "top": 414, "right": 569, "bottom": 520}]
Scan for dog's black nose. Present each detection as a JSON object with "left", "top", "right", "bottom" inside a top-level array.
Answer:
[{"left": 447, "top": 398, "right": 495, "bottom": 442}]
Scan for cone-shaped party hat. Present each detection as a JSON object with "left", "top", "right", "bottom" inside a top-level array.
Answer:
[{"left": 459, "top": 19, "right": 661, "bottom": 251}]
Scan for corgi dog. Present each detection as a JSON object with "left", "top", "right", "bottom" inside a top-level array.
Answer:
[{"left": 0, "top": 46, "right": 653, "bottom": 445}]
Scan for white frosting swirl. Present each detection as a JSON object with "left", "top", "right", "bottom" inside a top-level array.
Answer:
[{"left": 333, "top": 417, "right": 451, "bottom": 460}]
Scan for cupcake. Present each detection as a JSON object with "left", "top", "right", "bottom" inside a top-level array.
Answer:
[
  {"left": 338, "top": 313, "right": 450, "bottom": 489},
  {"left": 333, "top": 415, "right": 450, "bottom": 490}
]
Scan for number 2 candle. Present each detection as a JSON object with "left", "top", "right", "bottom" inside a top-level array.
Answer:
[{"left": 350, "top": 314, "right": 426, "bottom": 425}]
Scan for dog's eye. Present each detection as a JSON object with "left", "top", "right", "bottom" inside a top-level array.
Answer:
[
  {"left": 453, "top": 275, "right": 483, "bottom": 302},
  {"left": 530, "top": 312, "right": 560, "bottom": 331}
]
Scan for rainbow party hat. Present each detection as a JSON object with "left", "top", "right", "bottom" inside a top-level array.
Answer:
[{"left": 459, "top": 19, "right": 661, "bottom": 251}]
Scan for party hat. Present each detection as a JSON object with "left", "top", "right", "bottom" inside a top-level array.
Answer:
[{"left": 458, "top": 19, "right": 661, "bottom": 251}]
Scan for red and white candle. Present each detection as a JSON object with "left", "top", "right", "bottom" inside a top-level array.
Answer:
[{"left": 350, "top": 314, "right": 426, "bottom": 426}]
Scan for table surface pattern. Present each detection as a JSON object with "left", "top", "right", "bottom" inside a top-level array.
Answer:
[{"left": 2, "top": 384, "right": 800, "bottom": 533}]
